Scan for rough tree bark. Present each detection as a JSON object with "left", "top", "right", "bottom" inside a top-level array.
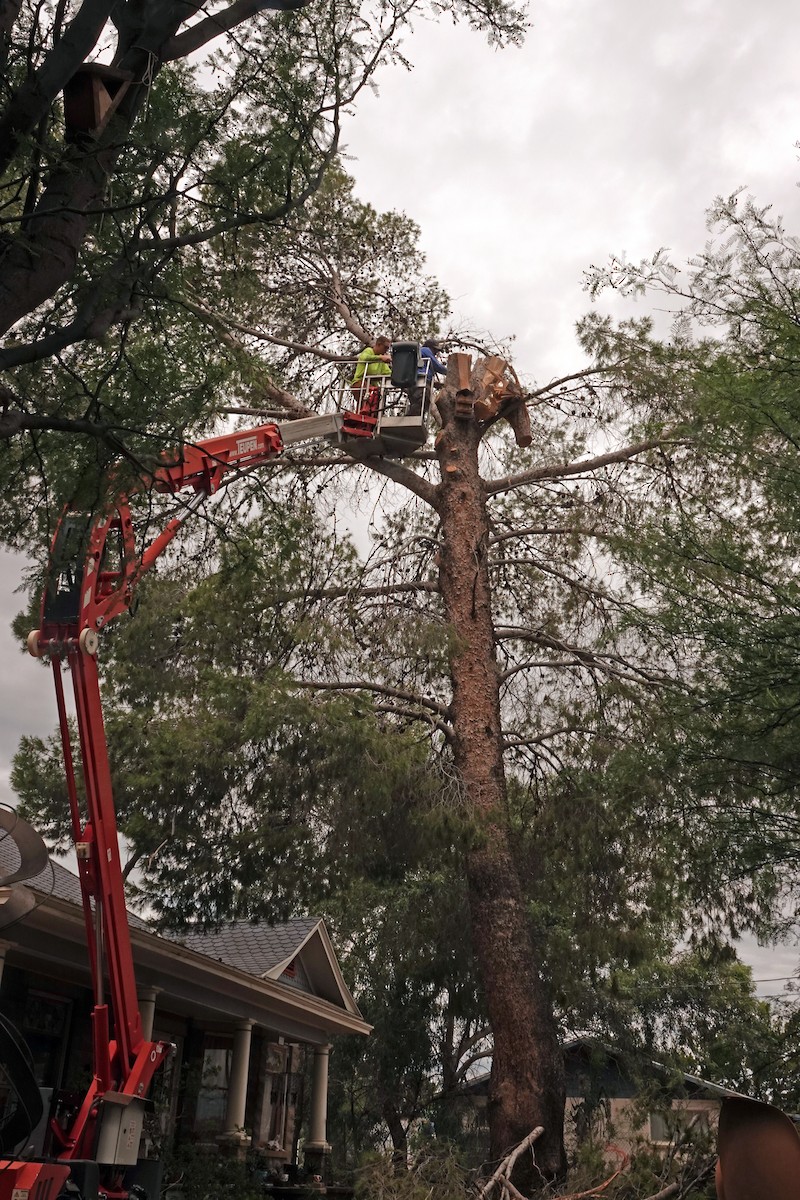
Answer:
[
  {"left": 429, "top": 361, "right": 567, "bottom": 1185},
  {"left": 381, "top": 1098, "right": 409, "bottom": 1168}
]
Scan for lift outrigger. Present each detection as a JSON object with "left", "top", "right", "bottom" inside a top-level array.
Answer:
[{"left": 0, "top": 343, "right": 432, "bottom": 1200}]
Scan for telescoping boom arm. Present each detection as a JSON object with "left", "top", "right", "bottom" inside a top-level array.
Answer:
[{"left": 14, "top": 420, "right": 289, "bottom": 1200}]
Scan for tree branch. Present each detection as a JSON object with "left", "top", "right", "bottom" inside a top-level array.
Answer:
[
  {"left": 489, "top": 524, "right": 601, "bottom": 546},
  {"left": 526, "top": 363, "right": 621, "bottom": 401},
  {"left": 161, "top": 0, "right": 306, "bottom": 61},
  {"left": 372, "top": 702, "right": 453, "bottom": 741},
  {"left": 328, "top": 263, "right": 372, "bottom": 343},
  {"left": 179, "top": 297, "right": 347, "bottom": 362},
  {"left": 478, "top": 1127, "right": 544, "bottom": 1199},
  {"left": 502, "top": 725, "right": 596, "bottom": 750},
  {"left": 294, "top": 677, "right": 451, "bottom": 720},
  {"left": 0, "top": 406, "right": 135, "bottom": 445},
  {"left": 356, "top": 453, "right": 439, "bottom": 507},
  {"left": 485, "top": 435, "right": 688, "bottom": 496},
  {"left": 274, "top": 580, "right": 440, "bottom": 603},
  {"left": 178, "top": 298, "right": 313, "bottom": 418},
  {"left": 494, "top": 626, "right": 672, "bottom": 685}
]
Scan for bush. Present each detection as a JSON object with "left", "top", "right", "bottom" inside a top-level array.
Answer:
[
  {"left": 161, "top": 1146, "right": 265, "bottom": 1200},
  {"left": 354, "top": 1144, "right": 470, "bottom": 1200}
]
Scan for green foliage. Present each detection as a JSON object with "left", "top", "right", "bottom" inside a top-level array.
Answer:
[
  {"left": 598, "top": 948, "right": 781, "bottom": 1098},
  {"left": 354, "top": 1143, "right": 470, "bottom": 1200},
  {"left": 582, "top": 193, "right": 800, "bottom": 947},
  {"left": 161, "top": 1146, "right": 265, "bottom": 1200},
  {"left": 0, "top": 0, "right": 525, "bottom": 541},
  {"left": 326, "top": 868, "right": 482, "bottom": 1168},
  {"left": 208, "top": 166, "right": 451, "bottom": 366},
  {"left": 12, "top": 159, "right": 800, "bottom": 1177}
]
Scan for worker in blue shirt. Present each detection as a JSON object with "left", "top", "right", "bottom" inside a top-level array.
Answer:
[{"left": 406, "top": 339, "right": 447, "bottom": 417}]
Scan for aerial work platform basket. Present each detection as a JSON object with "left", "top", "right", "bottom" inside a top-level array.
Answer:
[
  {"left": 273, "top": 345, "right": 433, "bottom": 459},
  {"left": 331, "top": 343, "right": 431, "bottom": 458}
]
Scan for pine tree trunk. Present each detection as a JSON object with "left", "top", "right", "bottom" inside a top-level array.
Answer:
[
  {"left": 382, "top": 1098, "right": 408, "bottom": 1170},
  {"left": 432, "top": 381, "right": 567, "bottom": 1185}
]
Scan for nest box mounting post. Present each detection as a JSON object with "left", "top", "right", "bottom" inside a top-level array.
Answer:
[{"left": 452, "top": 353, "right": 475, "bottom": 417}]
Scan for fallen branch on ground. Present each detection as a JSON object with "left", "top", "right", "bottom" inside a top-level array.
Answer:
[
  {"left": 556, "top": 1144, "right": 630, "bottom": 1199},
  {"left": 478, "top": 1127, "right": 544, "bottom": 1200}
]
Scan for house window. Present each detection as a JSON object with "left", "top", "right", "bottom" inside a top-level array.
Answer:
[
  {"left": 650, "top": 1106, "right": 710, "bottom": 1144},
  {"left": 22, "top": 991, "right": 71, "bottom": 1088},
  {"left": 649, "top": 1110, "right": 671, "bottom": 1143},
  {"left": 194, "top": 1038, "right": 233, "bottom": 1133}
]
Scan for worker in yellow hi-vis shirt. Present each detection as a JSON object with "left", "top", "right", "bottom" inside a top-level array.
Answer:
[{"left": 351, "top": 335, "right": 392, "bottom": 417}]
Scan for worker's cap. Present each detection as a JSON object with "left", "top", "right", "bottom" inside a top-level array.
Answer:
[{"left": 423, "top": 339, "right": 443, "bottom": 351}]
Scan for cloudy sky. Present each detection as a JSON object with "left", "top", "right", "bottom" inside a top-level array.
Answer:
[
  {"left": 2, "top": 0, "right": 800, "bottom": 990},
  {"left": 345, "top": 0, "right": 800, "bottom": 382}
]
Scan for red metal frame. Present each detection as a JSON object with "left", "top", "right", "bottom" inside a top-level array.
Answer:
[{"left": 8, "top": 422, "right": 285, "bottom": 1196}]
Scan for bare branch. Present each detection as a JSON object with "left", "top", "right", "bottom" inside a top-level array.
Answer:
[
  {"left": 359, "top": 454, "right": 440, "bottom": 508},
  {"left": 478, "top": 1127, "right": 544, "bottom": 1199},
  {"left": 328, "top": 264, "right": 372, "bottom": 343},
  {"left": 640, "top": 1185, "right": 679, "bottom": 1200},
  {"left": 502, "top": 725, "right": 595, "bottom": 750},
  {"left": 279, "top": 580, "right": 440, "bottom": 603},
  {"left": 489, "top": 524, "right": 601, "bottom": 546},
  {"left": 526, "top": 363, "right": 621, "bottom": 401},
  {"left": 494, "top": 626, "right": 672, "bottom": 686},
  {"left": 295, "top": 677, "right": 451, "bottom": 720},
  {"left": 0, "top": 406, "right": 137, "bottom": 445},
  {"left": 372, "top": 702, "right": 454, "bottom": 741},
  {"left": 179, "top": 299, "right": 313, "bottom": 418},
  {"left": 180, "top": 297, "right": 347, "bottom": 362},
  {"left": 160, "top": 0, "right": 306, "bottom": 61},
  {"left": 453, "top": 1046, "right": 492, "bottom": 1082},
  {"left": 486, "top": 435, "right": 688, "bottom": 496}
]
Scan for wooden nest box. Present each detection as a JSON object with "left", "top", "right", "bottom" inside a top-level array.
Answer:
[{"left": 63, "top": 64, "right": 134, "bottom": 139}]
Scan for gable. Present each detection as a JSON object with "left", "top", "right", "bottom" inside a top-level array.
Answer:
[{"left": 173, "top": 917, "right": 361, "bottom": 1016}]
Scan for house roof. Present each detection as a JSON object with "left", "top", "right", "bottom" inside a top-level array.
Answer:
[
  {"left": 0, "top": 821, "right": 151, "bottom": 929},
  {"left": 32, "top": 854, "right": 153, "bottom": 930},
  {"left": 0, "top": 817, "right": 368, "bottom": 1040},
  {"left": 177, "top": 917, "right": 321, "bottom": 977},
  {"left": 172, "top": 918, "right": 362, "bottom": 1014},
  {"left": 461, "top": 1037, "right": 748, "bottom": 1102}
]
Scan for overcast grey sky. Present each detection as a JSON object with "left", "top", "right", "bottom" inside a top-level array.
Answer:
[
  {"left": 2, "top": 0, "right": 800, "bottom": 990},
  {"left": 345, "top": 0, "right": 800, "bottom": 381}
]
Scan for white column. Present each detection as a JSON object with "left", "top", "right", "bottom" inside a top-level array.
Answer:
[
  {"left": 307, "top": 1044, "right": 332, "bottom": 1148},
  {"left": 223, "top": 1020, "right": 254, "bottom": 1140},
  {"left": 0, "top": 940, "right": 13, "bottom": 987},
  {"left": 137, "top": 986, "right": 159, "bottom": 1040}
]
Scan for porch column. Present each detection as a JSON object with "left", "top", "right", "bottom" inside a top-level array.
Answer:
[
  {"left": 304, "top": 1044, "right": 332, "bottom": 1183},
  {"left": 221, "top": 1020, "right": 254, "bottom": 1151},
  {"left": 137, "top": 987, "right": 160, "bottom": 1040},
  {"left": 0, "top": 940, "right": 13, "bottom": 988}
]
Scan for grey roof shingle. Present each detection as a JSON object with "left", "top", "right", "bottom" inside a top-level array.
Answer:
[
  {"left": 176, "top": 917, "right": 321, "bottom": 976},
  {"left": 0, "top": 829, "right": 152, "bottom": 929}
]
